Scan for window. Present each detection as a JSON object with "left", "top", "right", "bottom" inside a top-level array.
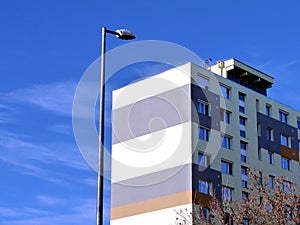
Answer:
[
  {"left": 258, "top": 148, "right": 262, "bottom": 160},
  {"left": 259, "top": 171, "right": 263, "bottom": 186},
  {"left": 266, "top": 128, "right": 273, "bottom": 141},
  {"left": 223, "top": 110, "right": 231, "bottom": 124},
  {"left": 221, "top": 135, "right": 232, "bottom": 149},
  {"left": 282, "top": 157, "right": 290, "bottom": 170},
  {"left": 297, "top": 118, "right": 300, "bottom": 129},
  {"left": 220, "top": 84, "right": 230, "bottom": 99},
  {"left": 240, "top": 116, "right": 246, "bottom": 138},
  {"left": 239, "top": 92, "right": 246, "bottom": 113},
  {"left": 266, "top": 104, "right": 271, "bottom": 117},
  {"left": 240, "top": 141, "right": 247, "bottom": 163},
  {"left": 198, "top": 152, "right": 209, "bottom": 167},
  {"left": 202, "top": 208, "right": 210, "bottom": 223},
  {"left": 279, "top": 111, "right": 288, "bottom": 124},
  {"left": 197, "top": 75, "right": 209, "bottom": 88},
  {"left": 242, "top": 191, "right": 248, "bottom": 200},
  {"left": 267, "top": 151, "right": 274, "bottom": 164},
  {"left": 280, "top": 134, "right": 289, "bottom": 147},
  {"left": 241, "top": 166, "right": 248, "bottom": 188},
  {"left": 222, "top": 186, "right": 233, "bottom": 201},
  {"left": 256, "top": 99, "right": 260, "bottom": 112},
  {"left": 239, "top": 105, "right": 245, "bottom": 113},
  {"left": 282, "top": 180, "right": 291, "bottom": 194},
  {"left": 269, "top": 175, "right": 275, "bottom": 189},
  {"left": 199, "top": 127, "right": 209, "bottom": 141},
  {"left": 242, "top": 218, "right": 249, "bottom": 225},
  {"left": 225, "top": 213, "right": 234, "bottom": 225},
  {"left": 221, "top": 160, "right": 233, "bottom": 175},
  {"left": 239, "top": 92, "right": 246, "bottom": 101},
  {"left": 257, "top": 123, "right": 261, "bottom": 136},
  {"left": 199, "top": 179, "right": 211, "bottom": 195},
  {"left": 197, "top": 101, "right": 209, "bottom": 116}
]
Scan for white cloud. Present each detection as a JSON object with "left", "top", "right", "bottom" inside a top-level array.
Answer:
[
  {"left": 5, "top": 81, "right": 76, "bottom": 116},
  {"left": 36, "top": 195, "right": 66, "bottom": 206},
  {"left": 48, "top": 123, "right": 73, "bottom": 135},
  {"left": 0, "top": 130, "right": 92, "bottom": 184},
  {"left": 0, "top": 199, "right": 96, "bottom": 225}
]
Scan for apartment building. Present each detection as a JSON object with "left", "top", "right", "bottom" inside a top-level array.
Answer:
[{"left": 109, "top": 58, "right": 300, "bottom": 225}]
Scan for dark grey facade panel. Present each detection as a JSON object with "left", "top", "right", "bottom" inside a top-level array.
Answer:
[
  {"left": 192, "top": 163, "right": 222, "bottom": 202},
  {"left": 191, "top": 84, "right": 220, "bottom": 131},
  {"left": 257, "top": 112, "right": 298, "bottom": 152}
]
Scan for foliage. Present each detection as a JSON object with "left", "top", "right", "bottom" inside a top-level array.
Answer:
[{"left": 174, "top": 169, "right": 300, "bottom": 225}]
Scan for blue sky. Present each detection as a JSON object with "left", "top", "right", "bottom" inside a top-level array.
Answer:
[{"left": 1, "top": 1, "right": 300, "bottom": 224}]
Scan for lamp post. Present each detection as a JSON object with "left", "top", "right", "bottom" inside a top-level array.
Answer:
[{"left": 97, "top": 27, "right": 135, "bottom": 225}]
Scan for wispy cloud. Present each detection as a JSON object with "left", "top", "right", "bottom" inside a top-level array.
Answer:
[
  {"left": 4, "top": 81, "right": 76, "bottom": 117},
  {"left": 0, "top": 199, "right": 95, "bottom": 225},
  {"left": 0, "top": 130, "right": 91, "bottom": 184},
  {"left": 36, "top": 195, "right": 66, "bottom": 206},
  {"left": 278, "top": 59, "right": 300, "bottom": 69},
  {"left": 48, "top": 123, "right": 73, "bottom": 135}
]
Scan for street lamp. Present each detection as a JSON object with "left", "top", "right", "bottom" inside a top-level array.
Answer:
[{"left": 97, "top": 27, "right": 135, "bottom": 225}]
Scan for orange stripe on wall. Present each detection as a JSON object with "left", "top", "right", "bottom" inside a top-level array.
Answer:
[{"left": 110, "top": 190, "right": 193, "bottom": 220}]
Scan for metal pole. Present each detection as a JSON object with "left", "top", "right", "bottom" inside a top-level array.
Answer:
[{"left": 96, "top": 26, "right": 106, "bottom": 225}]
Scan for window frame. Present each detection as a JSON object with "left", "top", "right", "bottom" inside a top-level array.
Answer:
[
  {"left": 279, "top": 110, "right": 288, "bottom": 124},
  {"left": 197, "top": 100, "right": 210, "bottom": 116},
  {"left": 219, "top": 84, "right": 230, "bottom": 99},
  {"left": 198, "top": 179, "right": 211, "bottom": 195},
  {"left": 281, "top": 157, "right": 290, "bottom": 170},
  {"left": 198, "top": 152, "right": 209, "bottom": 167},
  {"left": 221, "top": 135, "right": 232, "bottom": 149},
  {"left": 267, "top": 151, "right": 274, "bottom": 164},
  {"left": 199, "top": 126, "right": 210, "bottom": 141},
  {"left": 221, "top": 160, "right": 233, "bottom": 175},
  {"left": 280, "top": 133, "right": 289, "bottom": 147}
]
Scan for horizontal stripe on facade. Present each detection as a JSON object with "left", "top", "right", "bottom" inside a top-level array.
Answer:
[
  {"left": 110, "top": 203, "right": 192, "bottom": 225},
  {"left": 111, "top": 163, "right": 193, "bottom": 208},
  {"left": 112, "top": 64, "right": 193, "bottom": 110},
  {"left": 112, "top": 85, "right": 194, "bottom": 144},
  {"left": 111, "top": 190, "right": 193, "bottom": 220},
  {"left": 111, "top": 122, "right": 194, "bottom": 182},
  {"left": 281, "top": 145, "right": 299, "bottom": 161}
]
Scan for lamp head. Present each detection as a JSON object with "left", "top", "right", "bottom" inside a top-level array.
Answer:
[{"left": 115, "top": 29, "right": 135, "bottom": 40}]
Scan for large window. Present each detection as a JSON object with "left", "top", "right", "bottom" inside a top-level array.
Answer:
[
  {"left": 198, "top": 101, "right": 209, "bottom": 116},
  {"left": 282, "top": 157, "right": 290, "bottom": 170},
  {"left": 242, "top": 191, "right": 248, "bottom": 200},
  {"left": 221, "top": 160, "right": 233, "bottom": 175},
  {"left": 240, "top": 141, "right": 247, "bottom": 163},
  {"left": 199, "top": 127, "right": 210, "bottom": 141},
  {"left": 199, "top": 179, "right": 211, "bottom": 195},
  {"left": 282, "top": 180, "right": 291, "bottom": 194},
  {"left": 297, "top": 118, "right": 300, "bottom": 129},
  {"left": 241, "top": 166, "right": 248, "bottom": 188},
  {"left": 198, "top": 152, "right": 209, "bottom": 167},
  {"left": 266, "top": 128, "right": 273, "bottom": 141},
  {"left": 239, "top": 92, "right": 246, "bottom": 113},
  {"left": 266, "top": 104, "right": 271, "bottom": 117},
  {"left": 269, "top": 175, "right": 275, "bottom": 189},
  {"left": 279, "top": 110, "right": 288, "bottom": 124},
  {"left": 220, "top": 84, "right": 230, "bottom": 99},
  {"left": 223, "top": 110, "right": 231, "bottom": 124},
  {"left": 280, "top": 134, "right": 289, "bottom": 147},
  {"left": 267, "top": 151, "right": 274, "bottom": 164},
  {"left": 222, "top": 186, "right": 233, "bottom": 201},
  {"left": 240, "top": 116, "right": 246, "bottom": 138},
  {"left": 197, "top": 75, "right": 209, "bottom": 89},
  {"left": 221, "top": 135, "right": 232, "bottom": 149}
]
